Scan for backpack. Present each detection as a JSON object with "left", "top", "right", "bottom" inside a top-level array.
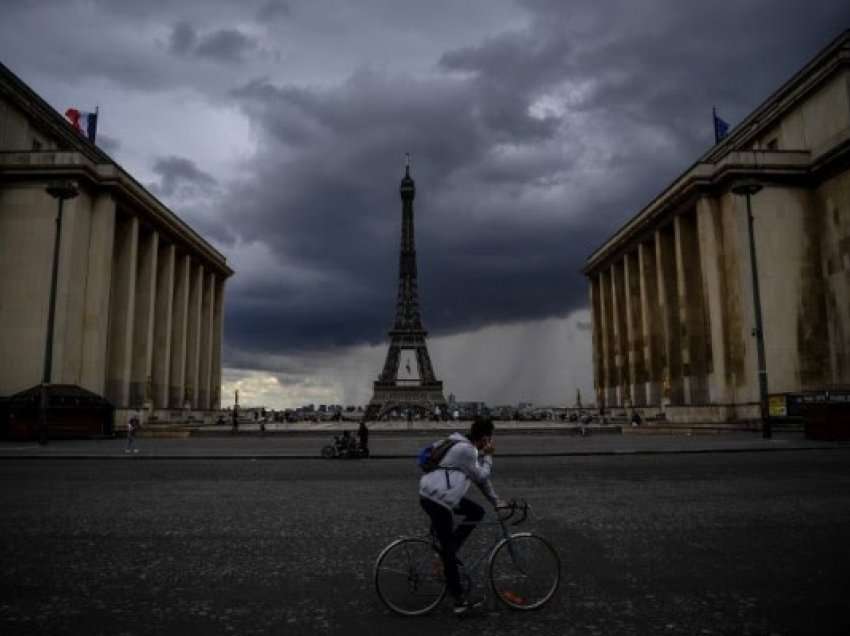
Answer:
[{"left": 417, "top": 438, "right": 459, "bottom": 473}]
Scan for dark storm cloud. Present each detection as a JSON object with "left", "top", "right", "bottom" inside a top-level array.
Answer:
[
  {"left": 169, "top": 21, "right": 197, "bottom": 56},
  {"left": 195, "top": 29, "right": 257, "bottom": 64},
  {"left": 3, "top": 0, "right": 847, "bottom": 369},
  {"left": 256, "top": 0, "right": 291, "bottom": 22},
  {"left": 218, "top": 0, "right": 850, "bottom": 360},
  {"left": 223, "top": 69, "right": 616, "bottom": 354},
  {"left": 168, "top": 21, "right": 257, "bottom": 64},
  {"left": 150, "top": 155, "right": 217, "bottom": 198}
]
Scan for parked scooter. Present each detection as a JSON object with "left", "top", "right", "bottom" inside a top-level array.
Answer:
[{"left": 321, "top": 433, "right": 369, "bottom": 459}]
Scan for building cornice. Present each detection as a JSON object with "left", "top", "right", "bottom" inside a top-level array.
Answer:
[
  {"left": 0, "top": 61, "right": 232, "bottom": 278},
  {"left": 582, "top": 29, "right": 850, "bottom": 277},
  {"left": 581, "top": 149, "right": 827, "bottom": 275},
  {"left": 0, "top": 151, "right": 233, "bottom": 277},
  {"left": 701, "top": 31, "right": 850, "bottom": 164}
]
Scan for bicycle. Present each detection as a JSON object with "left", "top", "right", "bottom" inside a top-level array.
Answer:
[{"left": 373, "top": 499, "right": 560, "bottom": 616}]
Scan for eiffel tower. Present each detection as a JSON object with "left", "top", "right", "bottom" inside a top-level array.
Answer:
[{"left": 366, "top": 160, "right": 447, "bottom": 420}]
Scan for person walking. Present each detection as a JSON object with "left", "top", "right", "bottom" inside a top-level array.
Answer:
[
  {"left": 125, "top": 412, "right": 141, "bottom": 453},
  {"left": 358, "top": 420, "right": 369, "bottom": 455}
]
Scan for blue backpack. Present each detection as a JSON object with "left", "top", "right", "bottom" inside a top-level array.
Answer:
[{"left": 417, "top": 438, "right": 459, "bottom": 473}]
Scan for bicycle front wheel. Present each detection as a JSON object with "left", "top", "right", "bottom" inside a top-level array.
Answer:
[
  {"left": 374, "top": 538, "right": 447, "bottom": 616},
  {"left": 489, "top": 533, "right": 560, "bottom": 610}
]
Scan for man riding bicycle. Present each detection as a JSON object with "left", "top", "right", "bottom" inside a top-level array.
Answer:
[{"left": 419, "top": 417, "right": 506, "bottom": 615}]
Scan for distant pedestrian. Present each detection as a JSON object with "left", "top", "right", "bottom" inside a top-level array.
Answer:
[
  {"left": 631, "top": 411, "right": 642, "bottom": 427},
  {"left": 232, "top": 407, "right": 239, "bottom": 435},
  {"left": 358, "top": 420, "right": 369, "bottom": 454},
  {"left": 126, "top": 412, "right": 141, "bottom": 453}
]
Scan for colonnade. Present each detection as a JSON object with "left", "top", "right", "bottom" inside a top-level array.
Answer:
[
  {"left": 104, "top": 211, "right": 225, "bottom": 412},
  {"left": 590, "top": 207, "right": 715, "bottom": 409}
]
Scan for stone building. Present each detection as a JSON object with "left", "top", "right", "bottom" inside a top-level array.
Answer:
[
  {"left": 582, "top": 30, "right": 850, "bottom": 424},
  {"left": 0, "top": 61, "right": 233, "bottom": 429}
]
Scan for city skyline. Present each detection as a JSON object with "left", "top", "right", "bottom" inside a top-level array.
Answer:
[{"left": 3, "top": 1, "right": 849, "bottom": 408}]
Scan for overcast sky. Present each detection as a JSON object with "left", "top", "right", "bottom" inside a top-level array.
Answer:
[{"left": 3, "top": 1, "right": 848, "bottom": 408}]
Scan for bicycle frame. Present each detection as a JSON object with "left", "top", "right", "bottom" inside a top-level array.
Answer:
[
  {"left": 375, "top": 499, "right": 558, "bottom": 615},
  {"left": 428, "top": 500, "right": 532, "bottom": 585}
]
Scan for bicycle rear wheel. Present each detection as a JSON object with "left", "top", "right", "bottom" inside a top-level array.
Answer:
[
  {"left": 489, "top": 533, "right": 560, "bottom": 610},
  {"left": 374, "top": 538, "right": 446, "bottom": 616}
]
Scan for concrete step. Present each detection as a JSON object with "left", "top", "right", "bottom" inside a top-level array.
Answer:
[
  {"left": 623, "top": 421, "right": 761, "bottom": 435},
  {"left": 188, "top": 424, "right": 625, "bottom": 437},
  {"left": 135, "top": 423, "right": 194, "bottom": 439}
]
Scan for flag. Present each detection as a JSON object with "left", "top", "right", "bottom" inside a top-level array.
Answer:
[
  {"left": 64, "top": 107, "right": 98, "bottom": 143},
  {"left": 713, "top": 107, "right": 729, "bottom": 144}
]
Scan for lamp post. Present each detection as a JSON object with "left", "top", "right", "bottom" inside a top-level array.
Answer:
[
  {"left": 731, "top": 178, "right": 771, "bottom": 439},
  {"left": 38, "top": 181, "right": 79, "bottom": 445}
]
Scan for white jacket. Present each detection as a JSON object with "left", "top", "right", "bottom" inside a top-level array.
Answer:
[{"left": 419, "top": 432, "right": 498, "bottom": 510}]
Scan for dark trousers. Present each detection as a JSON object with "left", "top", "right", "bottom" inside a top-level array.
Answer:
[{"left": 420, "top": 496, "right": 485, "bottom": 599}]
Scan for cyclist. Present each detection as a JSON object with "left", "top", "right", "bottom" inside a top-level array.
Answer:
[{"left": 419, "top": 417, "right": 506, "bottom": 615}]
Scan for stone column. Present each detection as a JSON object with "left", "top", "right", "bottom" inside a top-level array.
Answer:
[
  {"left": 130, "top": 229, "right": 159, "bottom": 408},
  {"left": 80, "top": 193, "right": 116, "bottom": 395},
  {"left": 611, "top": 262, "right": 629, "bottom": 406},
  {"left": 53, "top": 194, "right": 89, "bottom": 385},
  {"left": 696, "top": 197, "right": 730, "bottom": 403},
  {"left": 106, "top": 214, "right": 139, "bottom": 407},
  {"left": 638, "top": 240, "right": 662, "bottom": 404},
  {"left": 599, "top": 269, "right": 615, "bottom": 406},
  {"left": 152, "top": 243, "right": 175, "bottom": 409},
  {"left": 211, "top": 277, "right": 225, "bottom": 410},
  {"left": 674, "top": 212, "right": 710, "bottom": 404},
  {"left": 185, "top": 262, "right": 204, "bottom": 409},
  {"left": 169, "top": 253, "right": 190, "bottom": 408},
  {"left": 624, "top": 251, "right": 645, "bottom": 406},
  {"left": 655, "top": 226, "right": 683, "bottom": 404},
  {"left": 198, "top": 271, "right": 215, "bottom": 410},
  {"left": 590, "top": 276, "right": 604, "bottom": 408}
]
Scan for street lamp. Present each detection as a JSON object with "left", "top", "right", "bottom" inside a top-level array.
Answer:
[
  {"left": 38, "top": 180, "right": 79, "bottom": 445},
  {"left": 731, "top": 178, "right": 771, "bottom": 439}
]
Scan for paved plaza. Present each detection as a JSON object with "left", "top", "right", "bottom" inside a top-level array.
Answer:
[
  {"left": 0, "top": 431, "right": 838, "bottom": 459},
  {"left": 1, "top": 440, "right": 849, "bottom": 635}
]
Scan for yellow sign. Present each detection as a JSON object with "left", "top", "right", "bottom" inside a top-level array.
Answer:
[{"left": 768, "top": 395, "right": 787, "bottom": 417}]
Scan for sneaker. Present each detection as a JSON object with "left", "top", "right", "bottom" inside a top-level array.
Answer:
[
  {"left": 124, "top": 449, "right": 131, "bottom": 454},
  {"left": 453, "top": 596, "right": 483, "bottom": 616},
  {"left": 133, "top": 449, "right": 139, "bottom": 453}
]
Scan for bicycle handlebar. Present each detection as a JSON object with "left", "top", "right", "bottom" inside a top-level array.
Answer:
[{"left": 497, "top": 499, "right": 530, "bottom": 526}]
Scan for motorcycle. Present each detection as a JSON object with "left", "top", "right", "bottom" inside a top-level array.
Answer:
[{"left": 321, "top": 434, "right": 370, "bottom": 459}]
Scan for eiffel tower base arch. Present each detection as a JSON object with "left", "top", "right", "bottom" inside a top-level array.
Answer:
[{"left": 366, "top": 383, "right": 448, "bottom": 421}]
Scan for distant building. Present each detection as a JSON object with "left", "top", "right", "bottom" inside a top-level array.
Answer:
[
  {"left": 582, "top": 31, "right": 850, "bottom": 423},
  {"left": 0, "top": 61, "right": 233, "bottom": 433}
]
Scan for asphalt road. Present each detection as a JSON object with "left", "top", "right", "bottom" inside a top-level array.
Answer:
[{"left": 1, "top": 450, "right": 849, "bottom": 635}]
